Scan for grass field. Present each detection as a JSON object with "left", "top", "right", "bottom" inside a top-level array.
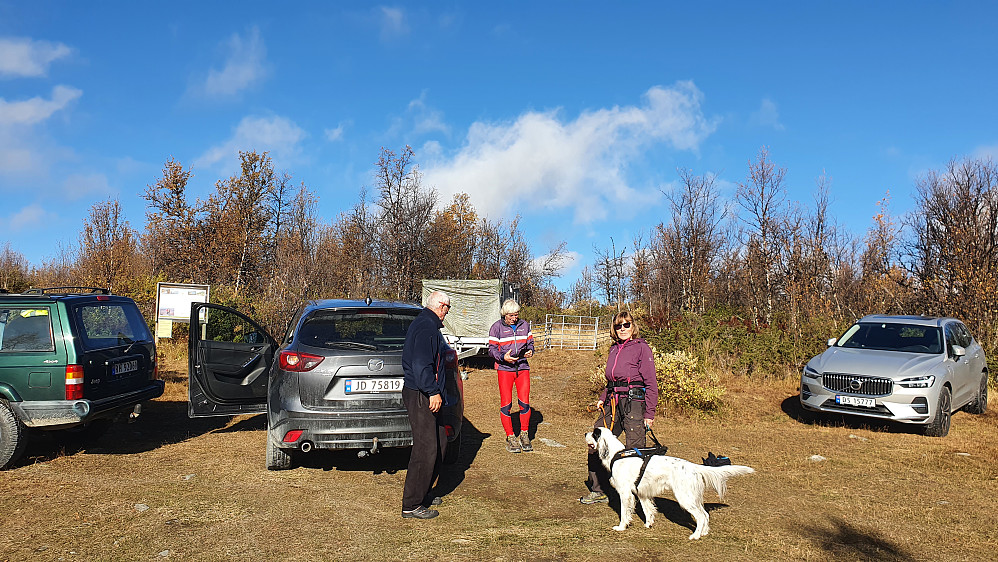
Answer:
[{"left": 2, "top": 348, "right": 996, "bottom": 561}]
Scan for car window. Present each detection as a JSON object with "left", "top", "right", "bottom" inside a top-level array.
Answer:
[
  {"left": 954, "top": 323, "right": 973, "bottom": 347},
  {"left": 0, "top": 308, "right": 55, "bottom": 352},
  {"left": 837, "top": 322, "right": 942, "bottom": 354},
  {"left": 203, "top": 307, "right": 268, "bottom": 344},
  {"left": 297, "top": 308, "right": 419, "bottom": 351},
  {"left": 74, "top": 302, "right": 152, "bottom": 350}
]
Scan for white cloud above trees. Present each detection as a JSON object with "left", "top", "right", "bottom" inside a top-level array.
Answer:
[{"left": 422, "top": 81, "right": 719, "bottom": 223}]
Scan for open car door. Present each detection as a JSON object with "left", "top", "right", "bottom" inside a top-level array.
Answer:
[{"left": 188, "top": 303, "right": 276, "bottom": 417}]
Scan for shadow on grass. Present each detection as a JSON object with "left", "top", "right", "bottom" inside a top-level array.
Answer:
[
  {"left": 292, "top": 416, "right": 491, "bottom": 482},
  {"left": 648, "top": 498, "right": 728, "bottom": 533},
  {"left": 432, "top": 417, "right": 490, "bottom": 496},
  {"left": 512, "top": 406, "right": 544, "bottom": 439},
  {"left": 19, "top": 398, "right": 251, "bottom": 466},
  {"left": 800, "top": 516, "right": 914, "bottom": 561},
  {"left": 781, "top": 395, "right": 925, "bottom": 435}
]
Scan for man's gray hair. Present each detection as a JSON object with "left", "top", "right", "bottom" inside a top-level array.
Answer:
[
  {"left": 426, "top": 291, "right": 450, "bottom": 309},
  {"left": 501, "top": 298, "right": 520, "bottom": 316}
]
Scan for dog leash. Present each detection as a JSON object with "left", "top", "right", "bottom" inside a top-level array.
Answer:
[{"left": 645, "top": 425, "right": 663, "bottom": 448}]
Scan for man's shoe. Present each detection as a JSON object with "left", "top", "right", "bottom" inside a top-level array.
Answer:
[
  {"left": 579, "top": 491, "right": 609, "bottom": 504},
  {"left": 402, "top": 506, "right": 439, "bottom": 519},
  {"left": 518, "top": 433, "right": 533, "bottom": 452},
  {"left": 505, "top": 435, "right": 521, "bottom": 453},
  {"left": 423, "top": 496, "right": 443, "bottom": 506}
]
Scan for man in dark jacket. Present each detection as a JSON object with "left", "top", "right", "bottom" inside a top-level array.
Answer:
[{"left": 400, "top": 290, "right": 451, "bottom": 519}]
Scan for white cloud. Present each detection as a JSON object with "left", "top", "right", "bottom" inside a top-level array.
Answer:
[
  {"left": 422, "top": 81, "right": 719, "bottom": 223},
  {"left": 324, "top": 122, "right": 347, "bottom": 142},
  {"left": 0, "top": 85, "right": 82, "bottom": 126},
  {"left": 0, "top": 85, "right": 81, "bottom": 177},
  {"left": 407, "top": 92, "right": 449, "bottom": 135},
  {"left": 531, "top": 250, "right": 582, "bottom": 279},
  {"left": 195, "top": 115, "right": 307, "bottom": 171},
  {"left": 0, "top": 37, "right": 72, "bottom": 78},
  {"left": 973, "top": 144, "right": 998, "bottom": 161},
  {"left": 63, "top": 172, "right": 113, "bottom": 200},
  {"left": 198, "top": 27, "right": 269, "bottom": 98},
  {"left": 385, "top": 92, "right": 450, "bottom": 140},
  {"left": 379, "top": 7, "right": 409, "bottom": 40},
  {"left": 750, "top": 97, "right": 784, "bottom": 131},
  {"left": 4, "top": 204, "right": 50, "bottom": 232}
]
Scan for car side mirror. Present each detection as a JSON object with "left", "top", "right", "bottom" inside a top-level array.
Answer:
[
  {"left": 951, "top": 344, "right": 966, "bottom": 360},
  {"left": 827, "top": 338, "right": 837, "bottom": 347}
]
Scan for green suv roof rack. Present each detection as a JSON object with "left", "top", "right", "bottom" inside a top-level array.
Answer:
[{"left": 23, "top": 287, "right": 111, "bottom": 295}]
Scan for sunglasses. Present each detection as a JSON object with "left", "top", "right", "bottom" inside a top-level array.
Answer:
[{"left": 614, "top": 322, "right": 632, "bottom": 330}]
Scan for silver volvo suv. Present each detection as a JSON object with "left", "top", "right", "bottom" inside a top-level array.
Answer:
[
  {"left": 187, "top": 299, "right": 463, "bottom": 469},
  {"left": 800, "top": 315, "right": 989, "bottom": 437}
]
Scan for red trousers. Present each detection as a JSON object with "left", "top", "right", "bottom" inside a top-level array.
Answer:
[{"left": 497, "top": 368, "right": 531, "bottom": 436}]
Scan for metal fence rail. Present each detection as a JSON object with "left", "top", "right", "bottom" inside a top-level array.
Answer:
[{"left": 542, "top": 314, "right": 600, "bottom": 350}]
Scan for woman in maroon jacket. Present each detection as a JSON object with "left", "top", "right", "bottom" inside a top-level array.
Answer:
[{"left": 580, "top": 311, "right": 659, "bottom": 504}]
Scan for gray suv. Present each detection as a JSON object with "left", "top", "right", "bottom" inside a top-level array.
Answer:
[
  {"left": 800, "top": 315, "right": 989, "bottom": 436},
  {"left": 188, "top": 299, "right": 463, "bottom": 470}
]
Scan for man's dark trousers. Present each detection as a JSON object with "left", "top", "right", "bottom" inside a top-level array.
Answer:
[{"left": 402, "top": 387, "right": 449, "bottom": 511}]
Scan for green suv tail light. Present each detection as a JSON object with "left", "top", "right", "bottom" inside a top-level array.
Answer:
[{"left": 65, "top": 364, "right": 84, "bottom": 400}]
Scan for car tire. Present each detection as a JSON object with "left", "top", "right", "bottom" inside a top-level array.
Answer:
[
  {"left": 924, "top": 386, "right": 952, "bottom": 437},
  {"left": 964, "top": 374, "right": 988, "bottom": 415},
  {"left": 266, "top": 436, "right": 293, "bottom": 470},
  {"left": 0, "top": 400, "right": 29, "bottom": 470}
]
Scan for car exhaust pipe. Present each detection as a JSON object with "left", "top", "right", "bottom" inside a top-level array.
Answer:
[
  {"left": 357, "top": 437, "right": 380, "bottom": 458},
  {"left": 300, "top": 441, "right": 313, "bottom": 453}
]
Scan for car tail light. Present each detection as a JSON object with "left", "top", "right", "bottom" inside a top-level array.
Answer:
[
  {"left": 283, "top": 430, "right": 304, "bottom": 443},
  {"left": 278, "top": 350, "right": 324, "bottom": 372},
  {"left": 66, "top": 364, "right": 84, "bottom": 400},
  {"left": 96, "top": 296, "right": 110, "bottom": 301}
]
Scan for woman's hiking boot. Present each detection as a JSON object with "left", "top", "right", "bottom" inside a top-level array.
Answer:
[
  {"left": 505, "top": 435, "right": 521, "bottom": 453},
  {"left": 579, "top": 491, "right": 609, "bottom": 504},
  {"left": 518, "top": 432, "right": 533, "bottom": 452}
]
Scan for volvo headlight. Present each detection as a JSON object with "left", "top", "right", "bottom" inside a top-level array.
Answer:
[
  {"left": 803, "top": 365, "right": 821, "bottom": 379},
  {"left": 898, "top": 375, "right": 935, "bottom": 388}
]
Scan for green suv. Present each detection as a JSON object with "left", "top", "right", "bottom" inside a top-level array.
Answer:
[{"left": 0, "top": 287, "right": 164, "bottom": 469}]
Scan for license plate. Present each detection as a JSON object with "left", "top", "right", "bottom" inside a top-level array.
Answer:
[
  {"left": 836, "top": 395, "right": 875, "bottom": 408},
  {"left": 112, "top": 359, "right": 139, "bottom": 376},
  {"left": 345, "top": 378, "right": 402, "bottom": 394}
]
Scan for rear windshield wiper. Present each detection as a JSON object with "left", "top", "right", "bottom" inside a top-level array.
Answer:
[{"left": 324, "top": 341, "right": 378, "bottom": 351}]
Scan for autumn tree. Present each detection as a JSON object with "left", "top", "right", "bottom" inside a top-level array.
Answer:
[
  {"left": 592, "top": 238, "right": 628, "bottom": 311},
  {"left": 735, "top": 147, "right": 790, "bottom": 325},
  {"left": 0, "top": 243, "right": 30, "bottom": 292},
  {"left": 426, "top": 193, "right": 478, "bottom": 280},
  {"left": 78, "top": 198, "right": 142, "bottom": 293},
  {"left": 906, "top": 157, "right": 998, "bottom": 349},
  {"left": 374, "top": 146, "right": 436, "bottom": 301},
  {"left": 142, "top": 158, "right": 211, "bottom": 283}
]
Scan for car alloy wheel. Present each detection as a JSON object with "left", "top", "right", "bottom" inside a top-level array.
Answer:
[{"left": 924, "top": 386, "right": 951, "bottom": 437}]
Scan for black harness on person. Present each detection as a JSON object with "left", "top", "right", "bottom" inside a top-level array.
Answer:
[{"left": 607, "top": 426, "right": 668, "bottom": 493}]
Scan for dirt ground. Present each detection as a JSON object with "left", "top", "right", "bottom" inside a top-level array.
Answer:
[{"left": 2, "top": 349, "right": 997, "bottom": 561}]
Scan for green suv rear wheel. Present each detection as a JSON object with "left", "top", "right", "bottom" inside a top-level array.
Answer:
[{"left": 0, "top": 400, "right": 28, "bottom": 470}]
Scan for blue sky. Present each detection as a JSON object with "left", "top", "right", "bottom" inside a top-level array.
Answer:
[{"left": 2, "top": 2, "right": 996, "bottom": 292}]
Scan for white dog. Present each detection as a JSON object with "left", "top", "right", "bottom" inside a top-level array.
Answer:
[{"left": 585, "top": 426, "right": 754, "bottom": 539}]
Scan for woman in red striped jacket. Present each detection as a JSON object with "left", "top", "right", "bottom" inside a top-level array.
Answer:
[{"left": 488, "top": 299, "right": 535, "bottom": 453}]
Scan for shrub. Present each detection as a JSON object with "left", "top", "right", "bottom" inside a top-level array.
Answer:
[
  {"left": 653, "top": 347, "right": 724, "bottom": 414},
  {"left": 586, "top": 341, "right": 724, "bottom": 415}
]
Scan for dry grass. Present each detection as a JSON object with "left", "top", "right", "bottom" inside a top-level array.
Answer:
[{"left": 2, "top": 349, "right": 997, "bottom": 561}]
